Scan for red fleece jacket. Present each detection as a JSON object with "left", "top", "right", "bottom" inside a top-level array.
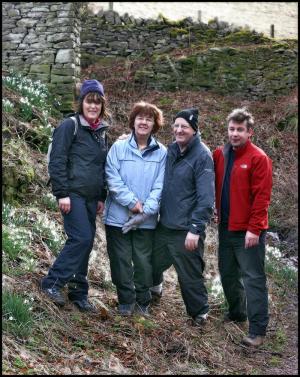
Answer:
[{"left": 213, "top": 140, "right": 272, "bottom": 236}]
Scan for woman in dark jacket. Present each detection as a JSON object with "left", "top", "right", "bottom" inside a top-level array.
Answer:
[{"left": 41, "top": 79, "right": 109, "bottom": 312}]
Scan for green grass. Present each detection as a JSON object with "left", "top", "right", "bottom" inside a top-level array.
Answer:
[
  {"left": 266, "top": 255, "right": 298, "bottom": 289},
  {"left": 2, "top": 291, "right": 34, "bottom": 338},
  {"left": 2, "top": 226, "right": 29, "bottom": 260}
]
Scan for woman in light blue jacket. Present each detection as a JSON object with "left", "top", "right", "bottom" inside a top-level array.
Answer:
[{"left": 104, "top": 101, "right": 167, "bottom": 317}]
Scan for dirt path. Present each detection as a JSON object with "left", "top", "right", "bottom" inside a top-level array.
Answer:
[{"left": 259, "top": 290, "right": 298, "bottom": 375}]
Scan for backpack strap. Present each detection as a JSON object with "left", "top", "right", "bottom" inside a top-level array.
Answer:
[
  {"left": 46, "top": 115, "right": 79, "bottom": 187},
  {"left": 69, "top": 115, "right": 79, "bottom": 136}
]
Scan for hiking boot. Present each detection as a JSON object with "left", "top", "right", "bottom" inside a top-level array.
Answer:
[
  {"left": 42, "top": 287, "right": 65, "bottom": 306},
  {"left": 150, "top": 283, "right": 162, "bottom": 305},
  {"left": 193, "top": 313, "right": 208, "bottom": 326},
  {"left": 242, "top": 333, "right": 265, "bottom": 347},
  {"left": 118, "top": 303, "right": 135, "bottom": 316},
  {"left": 71, "top": 299, "right": 97, "bottom": 313},
  {"left": 135, "top": 303, "right": 150, "bottom": 317},
  {"left": 150, "top": 290, "right": 162, "bottom": 304},
  {"left": 223, "top": 312, "right": 247, "bottom": 323}
]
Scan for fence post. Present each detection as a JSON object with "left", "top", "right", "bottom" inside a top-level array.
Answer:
[
  {"left": 198, "top": 10, "right": 201, "bottom": 22},
  {"left": 270, "top": 24, "right": 275, "bottom": 38},
  {"left": 109, "top": 2, "right": 113, "bottom": 11}
]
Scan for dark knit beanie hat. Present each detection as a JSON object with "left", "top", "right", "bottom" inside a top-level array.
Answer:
[
  {"left": 174, "top": 108, "right": 199, "bottom": 131},
  {"left": 80, "top": 79, "right": 104, "bottom": 99}
]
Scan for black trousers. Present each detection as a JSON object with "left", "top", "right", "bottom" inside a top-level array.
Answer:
[
  {"left": 41, "top": 193, "right": 97, "bottom": 301},
  {"left": 105, "top": 225, "right": 154, "bottom": 306},
  {"left": 218, "top": 223, "right": 269, "bottom": 336},
  {"left": 152, "top": 223, "right": 209, "bottom": 318}
]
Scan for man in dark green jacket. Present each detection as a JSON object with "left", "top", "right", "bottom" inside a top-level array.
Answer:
[{"left": 151, "top": 108, "right": 215, "bottom": 325}]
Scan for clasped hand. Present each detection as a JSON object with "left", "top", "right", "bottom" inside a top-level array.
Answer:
[{"left": 122, "top": 213, "right": 148, "bottom": 234}]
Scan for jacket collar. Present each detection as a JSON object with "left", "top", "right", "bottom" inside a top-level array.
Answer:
[
  {"left": 170, "top": 133, "right": 201, "bottom": 158},
  {"left": 79, "top": 114, "right": 108, "bottom": 131},
  {"left": 129, "top": 132, "right": 158, "bottom": 149},
  {"left": 224, "top": 139, "right": 252, "bottom": 157},
  {"left": 128, "top": 133, "right": 160, "bottom": 157}
]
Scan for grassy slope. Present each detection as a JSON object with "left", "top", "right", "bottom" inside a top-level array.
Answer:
[{"left": 2, "top": 54, "right": 298, "bottom": 374}]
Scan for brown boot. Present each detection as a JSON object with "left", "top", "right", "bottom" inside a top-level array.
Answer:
[{"left": 242, "top": 333, "right": 265, "bottom": 347}]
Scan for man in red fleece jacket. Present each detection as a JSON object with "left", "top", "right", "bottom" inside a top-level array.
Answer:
[{"left": 213, "top": 107, "right": 272, "bottom": 347}]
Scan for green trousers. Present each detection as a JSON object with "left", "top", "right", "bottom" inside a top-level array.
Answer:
[
  {"left": 218, "top": 223, "right": 269, "bottom": 336},
  {"left": 105, "top": 225, "right": 154, "bottom": 306},
  {"left": 152, "top": 223, "right": 209, "bottom": 318}
]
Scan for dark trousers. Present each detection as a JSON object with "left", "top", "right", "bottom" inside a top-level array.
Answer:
[
  {"left": 152, "top": 223, "right": 209, "bottom": 318},
  {"left": 105, "top": 225, "right": 154, "bottom": 306},
  {"left": 41, "top": 193, "right": 98, "bottom": 301},
  {"left": 218, "top": 223, "right": 269, "bottom": 336}
]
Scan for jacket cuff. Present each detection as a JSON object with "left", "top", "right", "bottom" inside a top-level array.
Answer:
[
  {"left": 189, "top": 223, "right": 205, "bottom": 235},
  {"left": 128, "top": 199, "right": 138, "bottom": 210},
  {"left": 54, "top": 191, "right": 69, "bottom": 199},
  {"left": 99, "top": 189, "right": 107, "bottom": 202},
  {"left": 248, "top": 227, "right": 261, "bottom": 236}
]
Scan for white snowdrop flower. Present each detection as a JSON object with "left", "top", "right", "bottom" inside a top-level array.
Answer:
[
  {"left": 24, "top": 299, "right": 29, "bottom": 304},
  {"left": 29, "top": 307, "right": 33, "bottom": 311},
  {"left": 266, "top": 245, "right": 282, "bottom": 259},
  {"left": 20, "top": 97, "right": 29, "bottom": 104},
  {"left": 9, "top": 316, "right": 14, "bottom": 321}
]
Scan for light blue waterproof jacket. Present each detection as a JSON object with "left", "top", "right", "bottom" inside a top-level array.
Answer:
[{"left": 104, "top": 133, "right": 167, "bottom": 229}]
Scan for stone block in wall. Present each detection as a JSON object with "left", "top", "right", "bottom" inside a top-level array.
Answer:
[
  {"left": 128, "top": 38, "right": 141, "bottom": 49},
  {"left": 31, "top": 6, "right": 50, "bottom": 12},
  {"left": 51, "top": 74, "right": 76, "bottom": 84},
  {"left": 108, "top": 41, "right": 128, "bottom": 50},
  {"left": 27, "top": 72, "right": 50, "bottom": 83},
  {"left": 51, "top": 67, "right": 76, "bottom": 76},
  {"left": 50, "top": 3, "right": 73, "bottom": 12},
  {"left": 23, "top": 34, "right": 39, "bottom": 44},
  {"left": 26, "top": 12, "right": 47, "bottom": 18},
  {"left": 30, "top": 42, "right": 52, "bottom": 49},
  {"left": 45, "top": 18, "right": 74, "bottom": 27},
  {"left": 13, "top": 26, "right": 30, "bottom": 34},
  {"left": 7, "top": 8, "right": 21, "bottom": 17},
  {"left": 2, "top": 42, "right": 19, "bottom": 50},
  {"left": 55, "top": 49, "right": 76, "bottom": 64},
  {"left": 47, "top": 33, "right": 76, "bottom": 43},
  {"left": 17, "top": 18, "right": 38, "bottom": 27},
  {"left": 47, "top": 26, "right": 74, "bottom": 34},
  {"left": 54, "top": 40, "right": 77, "bottom": 49},
  {"left": 57, "top": 10, "right": 76, "bottom": 18},
  {"left": 22, "top": 52, "right": 55, "bottom": 64},
  {"left": 48, "top": 83, "right": 75, "bottom": 95},
  {"left": 6, "top": 56, "right": 25, "bottom": 66},
  {"left": 29, "top": 64, "right": 51, "bottom": 74},
  {"left": 25, "top": 55, "right": 50, "bottom": 64},
  {"left": 2, "top": 33, "right": 25, "bottom": 43}
]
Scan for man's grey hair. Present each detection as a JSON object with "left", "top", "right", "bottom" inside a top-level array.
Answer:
[{"left": 227, "top": 108, "right": 254, "bottom": 130}]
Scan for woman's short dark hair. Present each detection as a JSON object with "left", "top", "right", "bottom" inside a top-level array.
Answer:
[
  {"left": 227, "top": 108, "right": 254, "bottom": 130},
  {"left": 76, "top": 92, "right": 110, "bottom": 119},
  {"left": 129, "top": 101, "right": 164, "bottom": 134}
]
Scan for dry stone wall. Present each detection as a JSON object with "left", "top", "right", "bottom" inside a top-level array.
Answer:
[
  {"left": 2, "top": 4, "right": 298, "bottom": 110},
  {"left": 81, "top": 10, "right": 245, "bottom": 58},
  {"left": 133, "top": 43, "right": 298, "bottom": 99},
  {"left": 2, "top": 2, "right": 81, "bottom": 112},
  {"left": 81, "top": 10, "right": 298, "bottom": 99}
]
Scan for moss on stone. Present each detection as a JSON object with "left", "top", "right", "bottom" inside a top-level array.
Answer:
[
  {"left": 169, "top": 27, "right": 189, "bottom": 38},
  {"left": 2, "top": 139, "right": 36, "bottom": 203},
  {"left": 224, "top": 29, "right": 269, "bottom": 44}
]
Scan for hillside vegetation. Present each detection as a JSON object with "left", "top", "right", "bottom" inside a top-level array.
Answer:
[{"left": 2, "top": 37, "right": 298, "bottom": 375}]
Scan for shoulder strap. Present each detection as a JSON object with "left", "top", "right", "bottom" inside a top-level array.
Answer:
[{"left": 69, "top": 115, "right": 78, "bottom": 136}]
